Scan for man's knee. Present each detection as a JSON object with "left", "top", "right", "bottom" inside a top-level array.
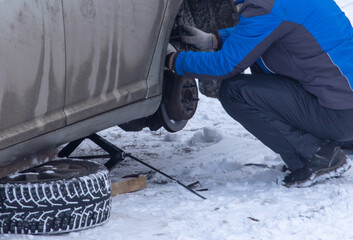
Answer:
[
  {"left": 219, "top": 78, "right": 245, "bottom": 105},
  {"left": 331, "top": 131, "right": 353, "bottom": 142},
  {"left": 219, "top": 80, "right": 232, "bottom": 103},
  {"left": 218, "top": 78, "right": 254, "bottom": 121}
]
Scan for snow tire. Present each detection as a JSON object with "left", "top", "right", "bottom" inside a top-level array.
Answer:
[{"left": 0, "top": 159, "right": 111, "bottom": 235}]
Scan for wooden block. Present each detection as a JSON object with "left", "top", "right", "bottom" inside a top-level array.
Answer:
[{"left": 111, "top": 175, "right": 147, "bottom": 196}]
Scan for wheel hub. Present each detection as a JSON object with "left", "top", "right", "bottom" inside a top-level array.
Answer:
[{"left": 164, "top": 71, "right": 199, "bottom": 122}]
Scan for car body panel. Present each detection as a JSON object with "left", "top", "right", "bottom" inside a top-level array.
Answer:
[
  {"left": 0, "top": 0, "right": 178, "bottom": 173},
  {"left": 146, "top": 0, "right": 183, "bottom": 99},
  {"left": 0, "top": 0, "right": 235, "bottom": 178},
  {"left": 0, "top": 96, "right": 161, "bottom": 172},
  {"left": 0, "top": 0, "right": 66, "bottom": 150},
  {"left": 62, "top": 0, "right": 168, "bottom": 124}
]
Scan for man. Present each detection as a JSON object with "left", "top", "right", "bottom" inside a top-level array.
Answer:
[{"left": 166, "top": 0, "right": 353, "bottom": 187}]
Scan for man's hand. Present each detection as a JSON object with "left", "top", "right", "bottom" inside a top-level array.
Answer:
[
  {"left": 181, "top": 25, "right": 217, "bottom": 51},
  {"left": 167, "top": 43, "right": 176, "bottom": 56},
  {"left": 165, "top": 43, "right": 177, "bottom": 70}
]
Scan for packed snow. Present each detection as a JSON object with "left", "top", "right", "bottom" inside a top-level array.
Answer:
[{"left": 2, "top": 1, "right": 353, "bottom": 239}]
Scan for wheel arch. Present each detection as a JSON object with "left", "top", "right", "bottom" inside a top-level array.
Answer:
[{"left": 121, "top": 0, "right": 238, "bottom": 132}]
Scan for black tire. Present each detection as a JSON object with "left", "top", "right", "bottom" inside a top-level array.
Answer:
[{"left": 0, "top": 159, "right": 111, "bottom": 235}]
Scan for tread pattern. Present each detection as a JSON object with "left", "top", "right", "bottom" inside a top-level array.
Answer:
[{"left": 0, "top": 161, "right": 111, "bottom": 234}]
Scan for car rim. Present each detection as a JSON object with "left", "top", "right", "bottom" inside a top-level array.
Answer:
[{"left": 0, "top": 160, "right": 91, "bottom": 183}]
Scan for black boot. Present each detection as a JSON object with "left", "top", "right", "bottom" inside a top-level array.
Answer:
[{"left": 283, "top": 142, "right": 350, "bottom": 187}]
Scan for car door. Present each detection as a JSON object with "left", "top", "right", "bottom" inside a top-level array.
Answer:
[
  {"left": 0, "top": 0, "right": 66, "bottom": 149},
  {"left": 62, "top": 0, "right": 168, "bottom": 125}
]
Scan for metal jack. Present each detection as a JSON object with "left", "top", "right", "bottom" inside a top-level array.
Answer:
[{"left": 58, "top": 134, "right": 206, "bottom": 200}]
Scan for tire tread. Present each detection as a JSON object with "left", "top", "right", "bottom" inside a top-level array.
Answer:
[{"left": 0, "top": 161, "right": 111, "bottom": 234}]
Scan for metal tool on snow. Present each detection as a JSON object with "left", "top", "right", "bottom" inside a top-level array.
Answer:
[
  {"left": 59, "top": 133, "right": 207, "bottom": 200},
  {"left": 243, "top": 163, "right": 289, "bottom": 172}
]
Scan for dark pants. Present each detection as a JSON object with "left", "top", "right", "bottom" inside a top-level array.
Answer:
[{"left": 218, "top": 74, "right": 353, "bottom": 171}]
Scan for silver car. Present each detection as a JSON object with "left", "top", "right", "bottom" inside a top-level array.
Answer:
[{"left": 0, "top": 0, "right": 237, "bottom": 234}]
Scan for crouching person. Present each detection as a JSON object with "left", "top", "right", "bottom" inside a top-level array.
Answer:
[{"left": 166, "top": 0, "right": 353, "bottom": 186}]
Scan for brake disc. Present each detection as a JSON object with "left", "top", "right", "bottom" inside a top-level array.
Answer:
[{"left": 165, "top": 73, "right": 199, "bottom": 122}]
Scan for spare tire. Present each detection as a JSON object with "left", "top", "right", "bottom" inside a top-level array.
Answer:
[{"left": 0, "top": 159, "right": 111, "bottom": 234}]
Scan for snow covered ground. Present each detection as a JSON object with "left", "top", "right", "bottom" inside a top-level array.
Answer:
[
  {"left": 2, "top": 1, "right": 353, "bottom": 240},
  {"left": 341, "top": 0, "right": 353, "bottom": 20}
]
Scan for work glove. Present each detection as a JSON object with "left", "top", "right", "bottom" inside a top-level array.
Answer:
[
  {"left": 181, "top": 25, "right": 216, "bottom": 51},
  {"left": 166, "top": 43, "right": 176, "bottom": 56},
  {"left": 165, "top": 43, "right": 177, "bottom": 70}
]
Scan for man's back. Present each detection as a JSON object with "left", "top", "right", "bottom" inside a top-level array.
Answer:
[
  {"left": 241, "top": 0, "right": 353, "bottom": 109},
  {"left": 176, "top": 0, "right": 353, "bottom": 109}
]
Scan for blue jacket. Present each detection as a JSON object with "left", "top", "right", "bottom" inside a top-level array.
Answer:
[{"left": 174, "top": 0, "right": 353, "bottom": 110}]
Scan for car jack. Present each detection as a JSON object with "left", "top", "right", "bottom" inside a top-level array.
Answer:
[{"left": 58, "top": 134, "right": 206, "bottom": 200}]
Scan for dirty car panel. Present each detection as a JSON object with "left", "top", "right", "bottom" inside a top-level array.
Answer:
[
  {"left": 0, "top": 0, "right": 66, "bottom": 150},
  {"left": 0, "top": 0, "right": 173, "bottom": 175},
  {"left": 62, "top": 0, "right": 168, "bottom": 125},
  {"left": 0, "top": 0, "right": 238, "bottom": 178}
]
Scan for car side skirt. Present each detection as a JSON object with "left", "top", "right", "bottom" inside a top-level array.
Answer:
[{"left": 0, "top": 96, "right": 161, "bottom": 176}]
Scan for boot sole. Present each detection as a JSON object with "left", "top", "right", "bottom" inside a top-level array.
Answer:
[{"left": 284, "top": 158, "right": 351, "bottom": 188}]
